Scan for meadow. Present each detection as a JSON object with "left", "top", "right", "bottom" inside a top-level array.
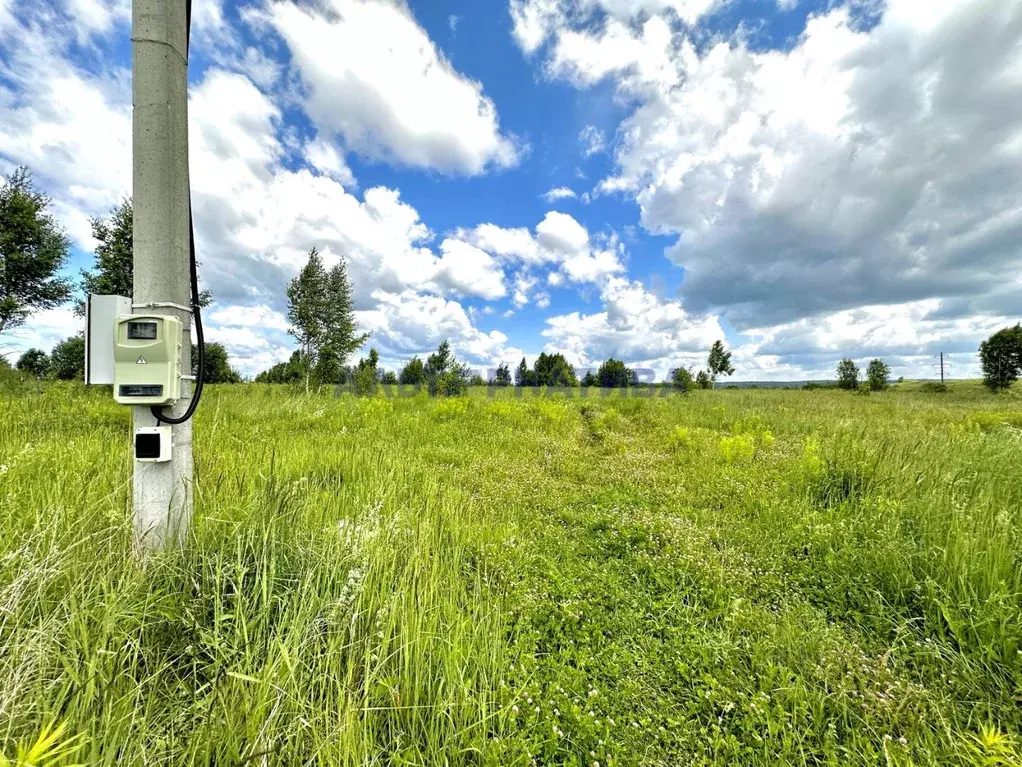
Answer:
[{"left": 1, "top": 380, "right": 1021, "bottom": 765}]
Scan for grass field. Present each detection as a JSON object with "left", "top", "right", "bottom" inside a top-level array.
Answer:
[{"left": 1, "top": 380, "right": 1021, "bottom": 765}]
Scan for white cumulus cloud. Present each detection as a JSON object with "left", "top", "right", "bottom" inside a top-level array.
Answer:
[
  {"left": 542, "top": 186, "right": 577, "bottom": 202},
  {"left": 268, "top": 0, "right": 521, "bottom": 175}
]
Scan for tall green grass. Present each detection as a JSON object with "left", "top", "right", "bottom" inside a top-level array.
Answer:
[{"left": 1, "top": 381, "right": 1020, "bottom": 764}]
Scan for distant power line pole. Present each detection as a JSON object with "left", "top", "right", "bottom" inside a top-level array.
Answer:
[{"left": 933, "top": 353, "right": 953, "bottom": 384}]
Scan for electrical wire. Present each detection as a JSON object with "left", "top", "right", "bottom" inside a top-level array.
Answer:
[{"left": 150, "top": 0, "right": 203, "bottom": 426}]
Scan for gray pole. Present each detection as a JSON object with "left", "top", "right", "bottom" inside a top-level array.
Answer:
[{"left": 132, "top": 0, "right": 193, "bottom": 547}]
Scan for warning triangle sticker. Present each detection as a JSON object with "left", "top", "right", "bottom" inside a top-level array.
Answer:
[{"left": 136, "top": 356, "right": 148, "bottom": 364}]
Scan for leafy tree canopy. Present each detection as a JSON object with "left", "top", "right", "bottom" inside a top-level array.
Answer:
[
  {"left": 399, "top": 356, "right": 426, "bottom": 386},
  {"left": 286, "top": 248, "right": 368, "bottom": 392},
  {"left": 866, "top": 358, "right": 890, "bottom": 392},
  {"left": 836, "top": 358, "right": 860, "bottom": 390},
  {"left": 491, "top": 362, "right": 511, "bottom": 387},
  {"left": 670, "top": 366, "right": 694, "bottom": 393},
  {"left": 979, "top": 324, "right": 1022, "bottom": 392},
  {"left": 707, "top": 340, "right": 735, "bottom": 386},
  {"left": 254, "top": 351, "right": 306, "bottom": 384},
  {"left": 77, "top": 198, "right": 211, "bottom": 315},
  {"left": 50, "top": 335, "right": 85, "bottom": 381},
  {"left": 193, "top": 341, "right": 241, "bottom": 383},
  {"left": 597, "top": 358, "right": 632, "bottom": 388},
  {"left": 515, "top": 357, "right": 537, "bottom": 387},
  {"left": 533, "top": 352, "right": 578, "bottom": 387},
  {"left": 424, "top": 340, "right": 469, "bottom": 396},
  {"left": 0, "top": 167, "right": 71, "bottom": 335},
  {"left": 16, "top": 348, "right": 50, "bottom": 379}
]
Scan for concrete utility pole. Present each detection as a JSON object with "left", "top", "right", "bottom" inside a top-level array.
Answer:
[{"left": 132, "top": 0, "right": 193, "bottom": 547}]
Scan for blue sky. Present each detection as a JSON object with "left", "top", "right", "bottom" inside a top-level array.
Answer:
[{"left": 2, "top": 0, "right": 1020, "bottom": 380}]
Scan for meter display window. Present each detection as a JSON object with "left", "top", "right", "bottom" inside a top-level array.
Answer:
[
  {"left": 127, "top": 321, "right": 158, "bottom": 340},
  {"left": 119, "top": 384, "right": 164, "bottom": 398}
]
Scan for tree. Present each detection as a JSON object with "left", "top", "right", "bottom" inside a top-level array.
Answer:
[
  {"left": 866, "top": 358, "right": 890, "bottom": 392},
  {"left": 255, "top": 351, "right": 305, "bottom": 384},
  {"left": 287, "top": 249, "right": 369, "bottom": 393},
  {"left": 469, "top": 373, "right": 486, "bottom": 387},
  {"left": 533, "top": 352, "right": 578, "bottom": 387},
  {"left": 323, "top": 257, "right": 369, "bottom": 366},
  {"left": 669, "top": 366, "right": 694, "bottom": 393},
  {"left": 353, "top": 347, "right": 380, "bottom": 395},
  {"left": 425, "top": 340, "right": 469, "bottom": 396},
  {"left": 979, "top": 324, "right": 1022, "bottom": 392},
  {"left": 313, "top": 346, "right": 342, "bottom": 387},
  {"left": 707, "top": 340, "right": 735, "bottom": 388},
  {"left": 491, "top": 362, "right": 511, "bottom": 387},
  {"left": 426, "top": 341, "right": 453, "bottom": 380},
  {"left": 836, "top": 358, "right": 860, "bottom": 390},
  {"left": 0, "top": 167, "right": 72, "bottom": 335},
  {"left": 597, "top": 358, "right": 631, "bottom": 388},
  {"left": 399, "top": 356, "right": 426, "bottom": 387},
  {"left": 515, "top": 357, "right": 537, "bottom": 387},
  {"left": 193, "top": 341, "right": 240, "bottom": 383},
  {"left": 78, "top": 200, "right": 133, "bottom": 315},
  {"left": 286, "top": 248, "right": 328, "bottom": 391},
  {"left": 76, "top": 199, "right": 211, "bottom": 315},
  {"left": 358, "top": 348, "right": 380, "bottom": 374},
  {"left": 50, "top": 335, "right": 85, "bottom": 380},
  {"left": 695, "top": 370, "right": 712, "bottom": 389},
  {"left": 380, "top": 370, "right": 398, "bottom": 385},
  {"left": 16, "top": 348, "right": 50, "bottom": 378},
  {"left": 581, "top": 370, "right": 597, "bottom": 387}
]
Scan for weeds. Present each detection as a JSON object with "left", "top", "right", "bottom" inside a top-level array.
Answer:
[{"left": 1, "top": 383, "right": 1020, "bottom": 764}]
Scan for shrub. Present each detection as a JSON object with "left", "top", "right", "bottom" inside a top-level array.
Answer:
[
  {"left": 669, "top": 366, "right": 694, "bottom": 393},
  {"left": 433, "top": 397, "right": 469, "bottom": 420},
  {"left": 719, "top": 434, "right": 755, "bottom": 462},
  {"left": 16, "top": 348, "right": 49, "bottom": 379},
  {"left": 352, "top": 364, "right": 379, "bottom": 396},
  {"left": 666, "top": 426, "right": 693, "bottom": 450},
  {"left": 50, "top": 335, "right": 85, "bottom": 380},
  {"left": 432, "top": 368, "right": 469, "bottom": 397}
]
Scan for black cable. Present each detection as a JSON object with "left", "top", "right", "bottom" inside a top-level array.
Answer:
[{"left": 150, "top": 0, "right": 203, "bottom": 426}]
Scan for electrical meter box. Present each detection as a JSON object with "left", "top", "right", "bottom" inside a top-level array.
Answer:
[{"left": 113, "top": 315, "right": 182, "bottom": 405}]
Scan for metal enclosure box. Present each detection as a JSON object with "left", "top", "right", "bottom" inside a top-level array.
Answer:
[
  {"left": 113, "top": 314, "right": 182, "bottom": 405},
  {"left": 85, "top": 295, "right": 132, "bottom": 384}
]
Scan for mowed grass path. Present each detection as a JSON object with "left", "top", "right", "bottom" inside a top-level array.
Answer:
[{"left": 1, "top": 381, "right": 1021, "bottom": 764}]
